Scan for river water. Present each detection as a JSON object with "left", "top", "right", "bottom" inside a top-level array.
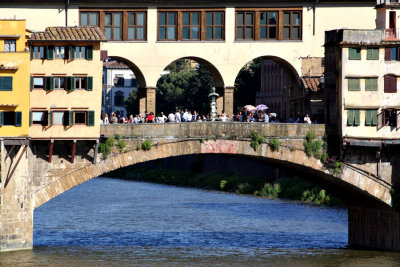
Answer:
[{"left": 1, "top": 177, "right": 400, "bottom": 266}]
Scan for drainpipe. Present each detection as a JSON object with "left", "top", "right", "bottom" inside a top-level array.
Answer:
[
  {"left": 313, "top": 0, "right": 318, "bottom": 36},
  {"left": 65, "top": 0, "right": 70, "bottom": 27}
]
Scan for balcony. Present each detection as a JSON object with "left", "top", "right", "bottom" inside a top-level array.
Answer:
[{"left": 383, "top": 28, "right": 400, "bottom": 41}]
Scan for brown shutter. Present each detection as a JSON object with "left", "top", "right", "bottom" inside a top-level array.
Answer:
[
  {"left": 100, "top": 50, "right": 108, "bottom": 60},
  {"left": 384, "top": 76, "right": 390, "bottom": 92},
  {"left": 393, "top": 76, "right": 398, "bottom": 93},
  {"left": 385, "top": 48, "right": 391, "bottom": 61}
]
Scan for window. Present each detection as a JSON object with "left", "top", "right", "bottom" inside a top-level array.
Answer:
[
  {"left": 365, "top": 110, "right": 378, "bottom": 126},
  {"left": 236, "top": 12, "right": 254, "bottom": 40},
  {"left": 206, "top": 12, "right": 224, "bottom": 40},
  {"left": 75, "top": 46, "right": 86, "bottom": 59},
  {"left": 349, "top": 47, "right": 361, "bottom": 60},
  {"left": 54, "top": 77, "right": 65, "bottom": 90},
  {"left": 52, "top": 111, "right": 65, "bottom": 125},
  {"left": 0, "top": 111, "right": 21, "bottom": 126},
  {"left": 54, "top": 46, "right": 65, "bottom": 59},
  {"left": 75, "top": 77, "right": 87, "bottom": 89},
  {"left": 31, "top": 111, "right": 48, "bottom": 125},
  {"left": 128, "top": 12, "right": 146, "bottom": 40},
  {"left": 4, "top": 40, "right": 16, "bottom": 52},
  {"left": 115, "top": 76, "right": 124, "bottom": 87},
  {"left": 260, "top": 12, "right": 277, "bottom": 39},
  {"left": 158, "top": 12, "right": 177, "bottom": 40},
  {"left": 104, "top": 12, "right": 122, "bottom": 40},
  {"left": 384, "top": 110, "right": 397, "bottom": 126},
  {"left": 80, "top": 12, "right": 99, "bottom": 26},
  {"left": 33, "top": 46, "right": 45, "bottom": 59},
  {"left": 347, "top": 109, "right": 360, "bottom": 126},
  {"left": 365, "top": 78, "right": 378, "bottom": 91},
  {"left": 283, "top": 11, "right": 301, "bottom": 40},
  {"left": 114, "top": 91, "right": 124, "bottom": 106},
  {"left": 367, "top": 47, "right": 379, "bottom": 60},
  {"left": 182, "top": 12, "right": 200, "bottom": 40},
  {"left": 33, "top": 77, "right": 44, "bottom": 89},
  {"left": 0, "top": 77, "right": 12, "bottom": 91},
  {"left": 74, "top": 111, "right": 86, "bottom": 124},
  {"left": 385, "top": 47, "right": 400, "bottom": 61},
  {"left": 384, "top": 75, "right": 397, "bottom": 93},
  {"left": 348, "top": 78, "right": 360, "bottom": 91}
]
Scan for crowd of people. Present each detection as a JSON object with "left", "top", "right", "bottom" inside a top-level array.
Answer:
[{"left": 101, "top": 109, "right": 318, "bottom": 125}]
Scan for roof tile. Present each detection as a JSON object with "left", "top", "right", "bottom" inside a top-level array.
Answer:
[{"left": 30, "top": 26, "right": 106, "bottom": 42}]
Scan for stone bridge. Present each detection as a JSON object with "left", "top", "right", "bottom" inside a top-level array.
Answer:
[{"left": 0, "top": 123, "right": 399, "bottom": 252}]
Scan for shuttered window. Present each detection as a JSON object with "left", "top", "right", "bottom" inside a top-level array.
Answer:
[
  {"left": 366, "top": 47, "right": 379, "bottom": 60},
  {"left": 87, "top": 110, "right": 95, "bottom": 126},
  {"left": 365, "top": 110, "right": 378, "bottom": 126},
  {"left": 0, "top": 77, "right": 12, "bottom": 91},
  {"left": 384, "top": 75, "right": 397, "bottom": 93},
  {"left": 365, "top": 78, "right": 378, "bottom": 91},
  {"left": 348, "top": 78, "right": 360, "bottom": 91},
  {"left": 347, "top": 109, "right": 360, "bottom": 126},
  {"left": 349, "top": 47, "right": 361, "bottom": 60}
]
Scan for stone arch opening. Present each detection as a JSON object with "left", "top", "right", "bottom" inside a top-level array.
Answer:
[
  {"left": 155, "top": 57, "right": 225, "bottom": 117},
  {"left": 104, "top": 56, "right": 147, "bottom": 116},
  {"left": 233, "top": 56, "right": 304, "bottom": 122}
]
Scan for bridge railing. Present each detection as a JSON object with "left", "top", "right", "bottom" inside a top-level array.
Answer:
[{"left": 100, "top": 122, "right": 326, "bottom": 139}]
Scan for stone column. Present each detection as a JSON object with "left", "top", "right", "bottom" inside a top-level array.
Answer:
[
  {"left": 224, "top": 86, "right": 234, "bottom": 118},
  {"left": 0, "top": 144, "right": 33, "bottom": 252},
  {"left": 146, "top": 87, "right": 156, "bottom": 115},
  {"left": 348, "top": 205, "right": 400, "bottom": 251},
  {"left": 138, "top": 87, "right": 156, "bottom": 115},
  {"left": 216, "top": 87, "right": 224, "bottom": 115}
]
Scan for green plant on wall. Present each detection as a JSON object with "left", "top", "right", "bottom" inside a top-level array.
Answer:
[
  {"left": 304, "top": 132, "right": 322, "bottom": 158},
  {"left": 117, "top": 140, "right": 126, "bottom": 153},
  {"left": 250, "top": 131, "right": 265, "bottom": 151},
  {"left": 99, "top": 137, "right": 115, "bottom": 159},
  {"left": 269, "top": 138, "right": 281, "bottom": 152},
  {"left": 137, "top": 140, "right": 152, "bottom": 151}
]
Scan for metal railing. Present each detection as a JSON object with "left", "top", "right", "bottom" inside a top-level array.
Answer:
[{"left": 383, "top": 28, "right": 400, "bottom": 41}]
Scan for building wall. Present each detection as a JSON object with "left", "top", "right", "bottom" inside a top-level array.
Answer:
[
  {"left": 341, "top": 46, "right": 400, "bottom": 139},
  {"left": 0, "top": 20, "right": 30, "bottom": 137},
  {"left": 0, "top": 3, "right": 377, "bottom": 89},
  {"left": 29, "top": 42, "right": 102, "bottom": 139}
]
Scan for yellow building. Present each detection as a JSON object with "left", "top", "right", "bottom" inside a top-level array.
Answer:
[
  {"left": 0, "top": 19, "right": 30, "bottom": 138},
  {"left": 29, "top": 26, "right": 105, "bottom": 162}
]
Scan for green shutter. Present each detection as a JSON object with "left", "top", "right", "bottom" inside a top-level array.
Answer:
[
  {"left": 347, "top": 110, "right": 354, "bottom": 126},
  {"left": 15, "top": 112, "right": 22, "bottom": 127},
  {"left": 354, "top": 109, "right": 360, "bottom": 126},
  {"left": 0, "top": 112, "right": 3, "bottom": 126},
  {"left": 86, "top": 46, "right": 93, "bottom": 60},
  {"left": 43, "top": 111, "right": 49, "bottom": 126},
  {"left": 69, "top": 46, "right": 75, "bottom": 60},
  {"left": 45, "top": 76, "right": 53, "bottom": 91},
  {"left": 69, "top": 111, "right": 74, "bottom": 126},
  {"left": 0, "top": 77, "right": 12, "bottom": 91},
  {"left": 63, "top": 111, "right": 69, "bottom": 125},
  {"left": 30, "top": 76, "right": 33, "bottom": 91},
  {"left": 365, "top": 110, "right": 372, "bottom": 126},
  {"left": 349, "top": 48, "right": 361, "bottom": 60},
  {"left": 365, "top": 78, "right": 378, "bottom": 91},
  {"left": 367, "top": 48, "right": 379, "bottom": 60},
  {"left": 71, "top": 77, "right": 75, "bottom": 90},
  {"left": 87, "top": 110, "right": 95, "bottom": 126},
  {"left": 49, "top": 111, "right": 53, "bottom": 126},
  {"left": 371, "top": 110, "right": 378, "bottom": 126},
  {"left": 86, "top": 76, "right": 93, "bottom": 91},
  {"left": 348, "top": 78, "right": 360, "bottom": 91},
  {"left": 29, "top": 110, "right": 32, "bottom": 126},
  {"left": 30, "top": 45, "right": 33, "bottom": 60},
  {"left": 46, "top": 46, "right": 54, "bottom": 60},
  {"left": 66, "top": 77, "right": 75, "bottom": 91}
]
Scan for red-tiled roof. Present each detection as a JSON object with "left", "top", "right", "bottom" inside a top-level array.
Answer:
[
  {"left": 301, "top": 76, "right": 321, "bottom": 92},
  {"left": 103, "top": 61, "right": 129, "bottom": 69},
  {"left": 30, "top": 26, "right": 106, "bottom": 42}
]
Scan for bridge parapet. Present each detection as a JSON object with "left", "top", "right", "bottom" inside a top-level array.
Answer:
[{"left": 100, "top": 122, "right": 326, "bottom": 139}]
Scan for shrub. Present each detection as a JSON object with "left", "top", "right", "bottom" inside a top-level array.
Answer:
[
  {"left": 136, "top": 143, "right": 142, "bottom": 150},
  {"left": 200, "top": 138, "right": 205, "bottom": 144},
  {"left": 269, "top": 138, "right": 281, "bottom": 152},
  {"left": 259, "top": 183, "right": 281, "bottom": 198},
  {"left": 114, "top": 134, "right": 121, "bottom": 140},
  {"left": 117, "top": 140, "right": 126, "bottom": 153},
  {"left": 141, "top": 140, "right": 152, "bottom": 151},
  {"left": 105, "top": 137, "right": 115, "bottom": 148},
  {"left": 306, "top": 132, "right": 316, "bottom": 141},
  {"left": 220, "top": 180, "right": 228, "bottom": 190},
  {"left": 236, "top": 182, "right": 253, "bottom": 194},
  {"left": 304, "top": 132, "right": 322, "bottom": 158},
  {"left": 249, "top": 131, "right": 265, "bottom": 151},
  {"left": 290, "top": 147, "right": 297, "bottom": 152},
  {"left": 325, "top": 156, "right": 342, "bottom": 174}
]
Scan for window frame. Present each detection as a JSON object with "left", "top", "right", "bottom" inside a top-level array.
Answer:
[
  {"left": 259, "top": 11, "right": 278, "bottom": 40},
  {"left": 0, "top": 76, "right": 13, "bottom": 91},
  {"left": 53, "top": 77, "right": 65, "bottom": 90},
  {"left": 104, "top": 12, "right": 123, "bottom": 41},
  {"left": 235, "top": 11, "right": 255, "bottom": 40},
  {"left": 114, "top": 91, "right": 125, "bottom": 107},
  {"left": 347, "top": 109, "right": 360, "bottom": 126},
  {"left": 205, "top": 11, "right": 224, "bottom": 41},
  {"left": 80, "top": 11, "right": 99, "bottom": 26},
  {"left": 365, "top": 77, "right": 378, "bottom": 91},
  {"left": 52, "top": 111, "right": 66, "bottom": 125},
  {"left": 366, "top": 47, "right": 379, "bottom": 60},
  {"left": 74, "top": 111, "right": 87, "bottom": 125},
  {"left": 348, "top": 78, "right": 360, "bottom": 91},
  {"left": 31, "top": 111, "right": 48, "bottom": 126},
  {"left": 365, "top": 109, "right": 378, "bottom": 126},
  {"left": 74, "top": 77, "right": 87, "bottom": 90},
  {"left": 158, "top": 11, "right": 178, "bottom": 41},
  {"left": 4, "top": 39, "right": 16, "bottom": 52},
  {"left": 349, "top": 47, "right": 361, "bottom": 60},
  {"left": 182, "top": 11, "right": 201, "bottom": 41},
  {"left": 127, "top": 11, "right": 147, "bottom": 41},
  {"left": 282, "top": 11, "right": 301, "bottom": 40},
  {"left": 384, "top": 75, "right": 397, "bottom": 93},
  {"left": 54, "top": 46, "right": 66, "bottom": 59},
  {"left": 32, "top": 77, "right": 44, "bottom": 89}
]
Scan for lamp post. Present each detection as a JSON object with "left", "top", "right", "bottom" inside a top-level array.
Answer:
[
  {"left": 111, "top": 75, "right": 118, "bottom": 113},
  {"left": 208, "top": 87, "right": 219, "bottom": 121}
]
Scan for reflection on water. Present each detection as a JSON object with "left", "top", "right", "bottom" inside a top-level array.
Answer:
[{"left": 1, "top": 178, "right": 400, "bottom": 266}]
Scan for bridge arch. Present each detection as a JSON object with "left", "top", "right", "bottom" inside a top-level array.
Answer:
[
  {"left": 33, "top": 139, "right": 391, "bottom": 210},
  {"left": 108, "top": 56, "right": 147, "bottom": 89}
]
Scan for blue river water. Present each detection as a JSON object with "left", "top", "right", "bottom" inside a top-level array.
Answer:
[{"left": 1, "top": 177, "right": 400, "bottom": 266}]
